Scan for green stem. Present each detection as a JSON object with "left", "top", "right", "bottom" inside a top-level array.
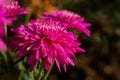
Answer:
[
  {"left": 13, "top": 54, "right": 29, "bottom": 65},
  {"left": 25, "top": 14, "right": 31, "bottom": 25},
  {"left": 37, "top": 67, "right": 44, "bottom": 80},
  {"left": 4, "top": 24, "right": 8, "bottom": 45},
  {"left": 18, "top": 70, "right": 24, "bottom": 80},
  {"left": 18, "top": 57, "right": 27, "bottom": 80},
  {"left": 28, "top": 71, "right": 34, "bottom": 80},
  {"left": 4, "top": 24, "right": 11, "bottom": 80},
  {"left": 43, "top": 60, "right": 55, "bottom": 80}
]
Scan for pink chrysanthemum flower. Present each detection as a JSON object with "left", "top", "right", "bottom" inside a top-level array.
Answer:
[
  {"left": 0, "top": 6, "right": 14, "bottom": 36},
  {"left": 0, "top": 0, "right": 28, "bottom": 17},
  {"left": 0, "top": 7, "right": 13, "bottom": 51},
  {"left": 10, "top": 20, "right": 85, "bottom": 71},
  {"left": 0, "top": 0, "right": 28, "bottom": 51},
  {"left": 43, "top": 10, "right": 91, "bottom": 36},
  {"left": 5, "top": 1, "right": 28, "bottom": 16},
  {"left": 0, "top": 0, "right": 28, "bottom": 27}
]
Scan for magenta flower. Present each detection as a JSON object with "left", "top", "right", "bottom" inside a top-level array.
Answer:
[
  {"left": 0, "top": 7, "right": 13, "bottom": 51},
  {"left": 43, "top": 10, "right": 91, "bottom": 36},
  {"left": 0, "top": 0, "right": 28, "bottom": 26},
  {"left": 0, "top": 0, "right": 28, "bottom": 51},
  {"left": 10, "top": 20, "right": 85, "bottom": 71},
  {"left": 0, "top": 0, "right": 28, "bottom": 17},
  {"left": 0, "top": 0, "right": 28, "bottom": 27},
  {"left": 0, "top": 7, "right": 7, "bottom": 37},
  {"left": 4, "top": 1, "right": 28, "bottom": 16}
]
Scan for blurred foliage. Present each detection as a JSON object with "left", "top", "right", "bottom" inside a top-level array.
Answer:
[{"left": 0, "top": 0, "right": 120, "bottom": 80}]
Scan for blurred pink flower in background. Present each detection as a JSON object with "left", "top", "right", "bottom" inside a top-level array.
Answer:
[
  {"left": 0, "top": 7, "right": 12, "bottom": 37},
  {"left": 43, "top": 10, "right": 91, "bottom": 36},
  {"left": 10, "top": 20, "right": 85, "bottom": 71},
  {"left": 5, "top": 1, "right": 28, "bottom": 16},
  {"left": 0, "top": 7, "right": 13, "bottom": 51},
  {"left": 0, "top": 0, "right": 28, "bottom": 51}
]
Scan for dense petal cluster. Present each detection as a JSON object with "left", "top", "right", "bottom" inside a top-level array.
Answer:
[
  {"left": 0, "top": 0, "right": 28, "bottom": 51},
  {"left": 43, "top": 10, "right": 91, "bottom": 36},
  {"left": 10, "top": 20, "right": 85, "bottom": 71}
]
